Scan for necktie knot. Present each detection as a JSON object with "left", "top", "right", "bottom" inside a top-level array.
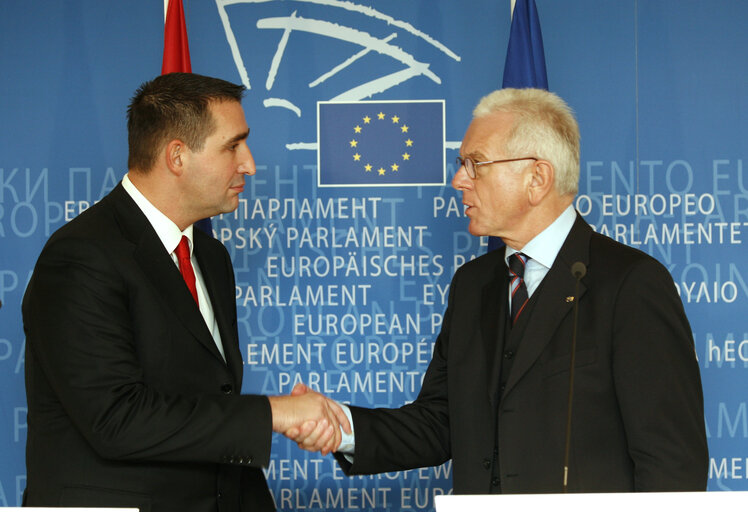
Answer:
[
  {"left": 175, "top": 236, "right": 191, "bottom": 263},
  {"left": 175, "top": 236, "right": 199, "bottom": 306},
  {"left": 508, "top": 252, "right": 528, "bottom": 279}
]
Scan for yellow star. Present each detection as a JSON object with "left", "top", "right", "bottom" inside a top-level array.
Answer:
[
  {"left": 377, "top": 112, "right": 385, "bottom": 120},
  {"left": 349, "top": 139, "right": 358, "bottom": 147},
  {"left": 363, "top": 116, "right": 371, "bottom": 124},
  {"left": 353, "top": 153, "right": 361, "bottom": 161},
  {"left": 391, "top": 163, "right": 399, "bottom": 171},
  {"left": 354, "top": 125, "right": 362, "bottom": 133},
  {"left": 401, "top": 125, "right": 409, "bottom": 133},
  {"left": 378, "top": 168, "right": 386, "bottom": 175},
  {"left": 405, "top": 139, "right": 413, "bottom": 147},
  {"left": 365, "top": 163, "right": 373, "bottom": 172},
  {"left": 391, "top": 115, "right": 400, "bottom": 123},
  {"left": 402, "top": 152, "right": 411, "bottom": 160}
]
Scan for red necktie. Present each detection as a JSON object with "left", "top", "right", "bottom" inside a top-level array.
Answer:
[{"left": 175, "top": 236, "right": 199, "bottom": 306}]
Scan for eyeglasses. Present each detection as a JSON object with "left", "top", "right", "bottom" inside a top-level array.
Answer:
[{"left": 455, "top": 156, "right": 538, "bottom": 179}]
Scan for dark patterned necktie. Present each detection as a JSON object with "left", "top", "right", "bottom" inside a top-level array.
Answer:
[{"left": 508, "top": 253, "right": 529, "bottom": 324}]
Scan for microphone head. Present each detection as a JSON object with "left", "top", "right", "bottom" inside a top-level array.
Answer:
[{"left": 571, "top": 261, "right": 587, "bottom": 279}]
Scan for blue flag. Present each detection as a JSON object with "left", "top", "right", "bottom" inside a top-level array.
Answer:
[
  {"left": 317, "top": 101, "right": 445, "bottom": 187},
  {"left": 502, "top": 0, "right": 548, "bottom": 89},
  {"left": 489, "top": 0, "right": 548, "bottom": 252}
]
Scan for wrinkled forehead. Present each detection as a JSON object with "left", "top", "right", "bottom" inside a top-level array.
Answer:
[{"left": 460, "top": 111, "right": 516, "bottom": 157}]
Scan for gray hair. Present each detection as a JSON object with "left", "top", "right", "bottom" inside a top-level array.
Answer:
[{"left": 473, "top": 88, "right": 580, "bottom": 196}]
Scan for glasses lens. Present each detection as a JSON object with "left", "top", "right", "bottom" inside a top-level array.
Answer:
[
  {"left": 465, "top": 158, "right": 475, "bottom": 178},
  {"left": 456, "top": 156, "right": 476, "bottom": 178}
]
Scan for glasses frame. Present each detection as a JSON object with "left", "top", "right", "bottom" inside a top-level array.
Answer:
[{"left": 456, "top": 156, "right": 538, "bottom": 179}]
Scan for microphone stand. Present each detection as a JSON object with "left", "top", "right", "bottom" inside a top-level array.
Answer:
[{"left": 563, "top": 262, "right": 586, "bottom": 493}]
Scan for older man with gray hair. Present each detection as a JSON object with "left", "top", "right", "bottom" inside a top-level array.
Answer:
[{"left": 291, "top": 88, "right": 708, "bottom": 494}]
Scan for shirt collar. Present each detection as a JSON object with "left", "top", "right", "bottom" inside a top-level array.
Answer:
[
  {"left": 504, "top": 204, "right": 576, "bottom": 270},
  {"left": 122, "top": 173, "right": 194, "bottom": 256}
]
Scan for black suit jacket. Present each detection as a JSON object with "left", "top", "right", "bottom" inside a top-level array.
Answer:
[
  {"left": 339, "top": 213, "right": 708, "bottom": 493},
  {"left": 23, "top": 183, "right": 276, "bottom": 511}
]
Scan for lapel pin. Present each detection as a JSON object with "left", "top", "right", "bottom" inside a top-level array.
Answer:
[{"left": 565, "top": 296, "right": 575, "bottom": 303}]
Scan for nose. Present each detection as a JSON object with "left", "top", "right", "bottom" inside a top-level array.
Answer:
[
  {"left": 237, "top": 142, "right": 256, "bottom": 176},
  {"left": 451, "top": 161, "right": 472, "bottom": 191}
]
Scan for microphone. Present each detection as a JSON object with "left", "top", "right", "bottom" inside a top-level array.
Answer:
[{"left": 563, "top": 261, "right": 586, "bottom": 492}]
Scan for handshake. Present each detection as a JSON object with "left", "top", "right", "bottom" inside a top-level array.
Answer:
[{"left": 268, "top": 383, "right": 351, "bottom": 456}]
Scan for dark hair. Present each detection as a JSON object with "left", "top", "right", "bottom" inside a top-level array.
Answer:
[{"left": 127, "top": 72, "right": 245, "bottom": 172}]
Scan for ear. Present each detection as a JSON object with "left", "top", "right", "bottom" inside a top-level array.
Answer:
[
  {"left": 527, "top": 159, "right": 555, "bottom": 206},
  {"left": 164, "top": 139, "right": 186, "bottom": 177}
]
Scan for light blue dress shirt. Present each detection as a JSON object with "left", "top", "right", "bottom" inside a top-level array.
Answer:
[{"left": 504, "top": 204, "right": 577, "bottom": 305}]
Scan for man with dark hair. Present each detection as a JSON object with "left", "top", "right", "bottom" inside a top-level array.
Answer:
[
  {"left": 22, "top": 73, "right": 348, "bottom": 511},
  {"left": 291, "top": 88, "right": 708, "bottom": 493},
  {"left": 127, "top": 73, "right": 245, "bottom": 173}
]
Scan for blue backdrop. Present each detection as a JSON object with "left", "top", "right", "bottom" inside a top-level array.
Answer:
[{"left": 1, "top": 0, "right": 746, "bottom": 509}]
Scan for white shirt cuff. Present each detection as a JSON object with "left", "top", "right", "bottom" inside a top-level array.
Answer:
[{"left": 337, "top": 403, "right": 356, "bottom": 459}]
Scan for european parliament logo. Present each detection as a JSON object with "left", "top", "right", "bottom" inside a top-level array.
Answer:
[{"left": 317, "top": 100, "right": 445, "bottom": 187}]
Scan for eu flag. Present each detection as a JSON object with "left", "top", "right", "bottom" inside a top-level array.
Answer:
[{"left": 317, "top": 101, "right": 445, "bottom": 187}]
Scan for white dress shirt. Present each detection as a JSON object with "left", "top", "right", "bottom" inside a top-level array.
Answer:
[{"left": 122, "top": 174, "right": 226, "bottom": 361}]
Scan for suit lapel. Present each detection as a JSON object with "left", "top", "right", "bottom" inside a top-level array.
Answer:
[
  {"left": 194, "top": 232, "right": 243, "bottom": 383},
  {"left": 476, "top": 250, "right": 510, "bottom": 408},
  {"left": 108, "top": 184, "right": 227, "bottom": 365},
  {"left": 502, "top": 214, "right": 592, "bottom": 398}
]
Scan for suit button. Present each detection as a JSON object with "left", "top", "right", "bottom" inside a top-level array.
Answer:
[
  {"left": 491, "top": 477, "right": 500, "bottom": 487},
  {"left": 482, "top": 458, "right": 491, "bottom": 470},
  {"left": 238, "top": 457, "right": 244, "bottom": 464},
  {"left": 499, "top": 384, "right": 506, "bottom": 393},
  {"left": 503, "top": 351, "right": 513, "bottom": 359},
  {"left": 221, "top": 384, "right": 233, "bottom": 394},
  {"left": 246, "top": 456, "right": 253, "bottom": 465}
]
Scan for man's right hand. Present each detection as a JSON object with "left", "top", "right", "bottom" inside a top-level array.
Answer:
[{"left": 268, "top": 383, "right": 351, "bottom": 456}]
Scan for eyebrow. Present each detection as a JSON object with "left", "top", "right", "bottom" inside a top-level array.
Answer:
[
  {"left": 224, "top": 129, "right": 250, "bottom": 148},
  {"left": 465, "top": 150, "right": 488, "bottom": 161}
]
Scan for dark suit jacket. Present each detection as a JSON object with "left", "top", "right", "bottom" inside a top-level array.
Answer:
[
  {"left": 23, "top": 183, "right": 276, "bottom": 511},
  {"left": 338, "top": 213, "right": 708, "bottom": 493}
]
